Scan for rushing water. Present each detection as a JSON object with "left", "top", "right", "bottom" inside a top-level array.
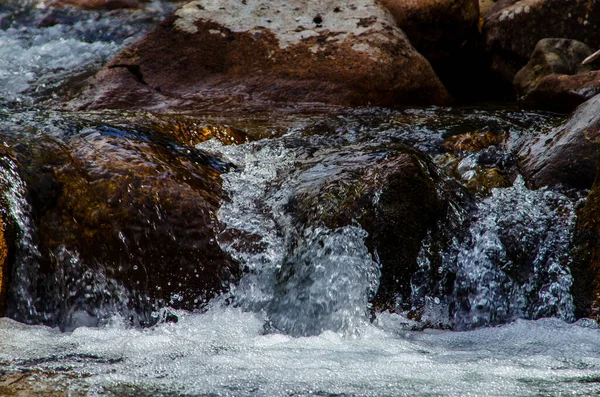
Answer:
[{"left": 0, "top": 1, "right": 599, "bottom": 396}]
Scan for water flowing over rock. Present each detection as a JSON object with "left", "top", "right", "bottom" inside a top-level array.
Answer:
[
  {"left": 416, "top": 177, "right": 577, "bottom": 329},
  {"left": 519, "top": 93, "right": 600, "bottom": 189},
  {"left": 0, "top": 111, "right": 239, "bottom": 330},
  {"left": 514, "top": 39, "right": 600, "bottom": 112},
  {"left": 286, "top": 146, "right": 444, "bottom": 312},
  {"left": 483, "top": 0, "right": 600, "bottom": 85},
  {"left": 67, "top": 0, "right": 449, "bottom": 112}
]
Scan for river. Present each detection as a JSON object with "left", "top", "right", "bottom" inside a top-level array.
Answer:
[{"left": 0, "top": 1, "right": 599, "bottom": 396}]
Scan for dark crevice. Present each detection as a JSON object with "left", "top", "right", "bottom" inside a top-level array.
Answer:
[{"left": 109, "top": 64, "right": 148, "bottom": 85}]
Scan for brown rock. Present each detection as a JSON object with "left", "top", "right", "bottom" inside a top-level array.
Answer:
[
  {"left": 514, "top": 38, "right": 600, "bottom": 112},
  {"left": 6, "top": 125, "right": 239, "bottom": 328},
  {"left": 483, "top": 0, "right": 600, "bottom": 85},
  {"left": 444, "top": 131, "right": 504, "bottom": 152},
  {"left": 67, "top": 0, "right": 450, "bottom": 112},
  {"left": 519, "top": 93, "right": 600, "bottom": 189},
  {"left": 517, "top": 71, "right": 600, "bottom": 113},
  {"left": 0, "top": 218, "right": 8, "bottom": 316},
  {"left": 50, "top": 0, "right": 140, "bottom": 10},
  {"left": 572, "top": 169, "right": 600, "bottom": 320}
]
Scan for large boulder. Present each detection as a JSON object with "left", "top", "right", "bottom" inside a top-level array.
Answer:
[
  {"left": 67, "top": 0, "right": 449, "bottom": 112},
  {"left": 519, "top": 93, "right": 600, "bottom": 189},
  {"left": 483, "top": 0, "right": 600, "bottom": 85},
  {"left": 3, "top": 122, "right": 239, "bottom": 329},
  {"left": 514, "top": 39, "right": 600, "bottom": 112}
]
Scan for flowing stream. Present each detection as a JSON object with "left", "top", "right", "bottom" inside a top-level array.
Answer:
[{"left": 1, "top": 1, "right": 600, "bottom": 396}]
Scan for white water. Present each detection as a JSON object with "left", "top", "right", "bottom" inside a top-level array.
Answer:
[
  {"left": 2, "top": 310, "right": 600, "bottom": 396},
  {"left": 1, "top": 2, "right": 599, "bottom": 396}
]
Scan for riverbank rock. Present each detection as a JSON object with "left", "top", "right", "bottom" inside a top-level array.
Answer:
[
  {"left": 519, "top": 93, "right": 600, "bottom": 189},
  {"left": 513, "top": 39, "right": 600, "bottom": 112},
  {"left": 4, "top": 125, "right": 239, "bottom": 329},
  {"left": 572, "top": 169, "right": 600, "bottom": 320},
  {"left": 67, "top": 0, "right": 449, "bottom": 112},
  {"left": 282, "top": 144, "right": 444, "bottom": 312},
  {"left": 378, "top": 0, "right": 481, "bottom": 97},
  {"left": 483, "top": 0, "right": 600, "bottom": 85}
]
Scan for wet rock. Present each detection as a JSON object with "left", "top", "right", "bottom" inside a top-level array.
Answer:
[
  {"left": 519, "top": 93, "right": 600, "bottom": 189},
  {"left": 4, "top": 125, "right": 239, "bottom": 328},
  {"left": 148, "top": 114, "right": 248, "bottom": 146},
  {"left": 444, "top": 131, "right": 504, "bottom": 152},
  {"left": 0, "top": 218, "right": 8, "bottom": 316},
  {"left": 68, "top": 0, "right": 450, "bottom": 112},
  {"left": 572, "top": 170, "right": 600, "bottom": 320},
  {"left": 50, "top": 0, "right": 141, "bottom": 10},
  {"left": 286, "top": 144, "right": 444, "bottom": 311},
  {"left": 514, "top": 39, "right": 600, "bottom": 112},
  {"left": 483, "top": 0, "right": 600, "bottom": 85},
  {"left": 379, "top": 0, "right": 481, "bottom": 97}
]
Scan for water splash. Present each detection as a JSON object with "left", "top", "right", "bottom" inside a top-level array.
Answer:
[
  {"left": 0, "top": 155, "right": 41, "bottom": 322},
  {"left": 198, "top": 138, "right": 380, "bottom": 336},
  {"left": 418, "top": 176, "right": 577, "bottom": 329}
]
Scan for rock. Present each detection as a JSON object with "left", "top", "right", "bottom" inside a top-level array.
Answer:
[
  {"left": 483, "top": 0, "right": 600, "bottom": 85},
  {"left": 283, "top": 143, "right": 444, "bottom": 312},
  {"left": 49, "top": 0, "right": 140, "bottom": 10},
  {"left": 67, "top": 0, "right": 450, "bottom": 112},
  {"left": 444, "top": 131, "right": 504, "bottom": 152},
  {"left": 519, "top": 93, "right": 600, "bottom": 189},
  {"left": 514, "top": 39, "right": 600, "bottom": 112},
  {"left": 572, "top": 167, "right": 600, "bottom": 320},
  {"left": 378, "top": 0, "right": 481, "bottom": 98},
  {"left": 479, "top": 0, "right": 497, "bottom": 14},
  {"left": 4, "top": 123, "right": 239, "bottom": 328},
  {"left": 0, "top": 218, "right": 8, "bottom": 316}
]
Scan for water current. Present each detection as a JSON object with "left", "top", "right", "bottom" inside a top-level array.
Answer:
[{"left": 0, "top": 1, "right": 600, "bottom": 396}]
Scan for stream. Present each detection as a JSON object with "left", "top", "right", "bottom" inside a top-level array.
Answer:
[{"left": 1, "top": 1, "right": 600, "bottom": 396}]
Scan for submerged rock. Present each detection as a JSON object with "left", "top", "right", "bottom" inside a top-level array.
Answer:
[
  {"left": 519, "top": 93, "right": 600, "bottom": 189},
  {"left": 67, "top": 0, "right": 449, "bottom": 112},
  {"left": 283, "top": 144, "right": 444, "bottom": 312},
  {"left": 483, "top": 0, "right": 600, "bottom": 85},
  {"left": 3, "top": 123, "right": 239, "bottom": 329},
  {"left": 514, "top": 39, "right": 600, "bottom": 112}
]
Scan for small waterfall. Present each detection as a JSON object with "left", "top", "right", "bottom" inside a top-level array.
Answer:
[
  {"left": 199, "top": 137, "right": 380, "bottom": 336},
  {"left": 0, "top": 155, "right": 41, "bottom": 323},
  {"left": 417, "top": 176, "right": 578, "bottom": 329}
]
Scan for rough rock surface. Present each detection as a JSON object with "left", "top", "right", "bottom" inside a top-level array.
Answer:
[
  {"left": 519, "top": 93, "right": 600, "bottom": 189},
  {"left": 68, "top": 0, "right": 449, "bottom": 111},
  {"left": 483, "top": 0, "right": 600, "bottom": 85},
  {"left": 514, "top": 39, "right": 600, "bottom": 112}
]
